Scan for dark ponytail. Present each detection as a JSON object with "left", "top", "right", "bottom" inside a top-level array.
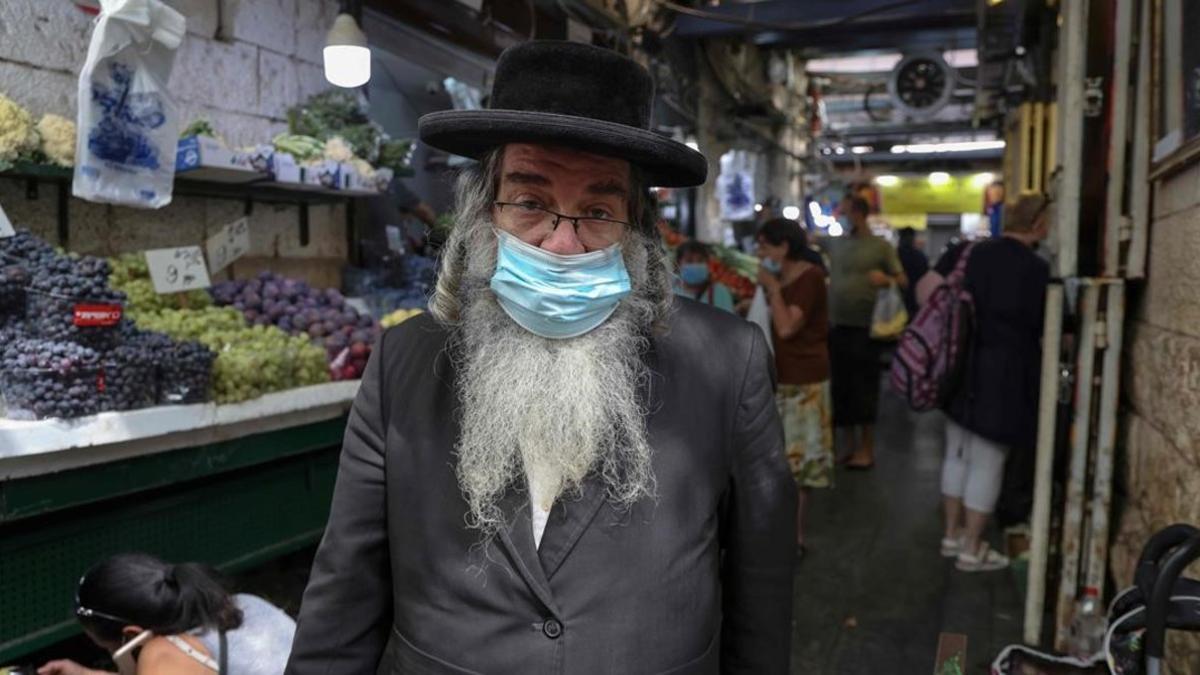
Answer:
[{"left": 76, "top": 553, "right": 243, "bottom": 642}]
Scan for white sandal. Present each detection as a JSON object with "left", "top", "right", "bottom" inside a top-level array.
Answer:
[
  {"left": 956, "top": 542, "right": 1010, "bottom": 572},
  {"left": 940, "top": 536, "right": 963, "bottom": 558}
]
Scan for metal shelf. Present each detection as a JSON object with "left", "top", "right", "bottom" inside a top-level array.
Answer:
[{"left": 0, "top": 161, "right": 410, "bottom": 249}]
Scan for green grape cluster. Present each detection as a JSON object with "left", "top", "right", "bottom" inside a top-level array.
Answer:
[
  {"left": 132, "top": 307, "right": 329, "bottom": 403},
  {"left": 108, "top": 254, "right": 212, "bottom": 315}
]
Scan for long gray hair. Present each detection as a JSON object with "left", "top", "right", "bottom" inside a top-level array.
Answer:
[{"left": 428, "top": 148, "right": 675, "bottom": 332}]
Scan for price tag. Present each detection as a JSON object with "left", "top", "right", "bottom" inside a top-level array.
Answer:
[
  {"left": 206, "top": 216, "right": 251, "bottom": 274},
  {"left": 0, "top": 202, "right": 14, "bottom": 238},
  {"left": 145, "top": 246, "right": 212, "bottom": 294}
]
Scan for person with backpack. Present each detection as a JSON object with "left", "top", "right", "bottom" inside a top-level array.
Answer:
[
  {"left": 39, "top": 553, "right": 295, "bottom": 675},
  {"left": 933, "top": 194, "right": 1051, "bottom": 572}
]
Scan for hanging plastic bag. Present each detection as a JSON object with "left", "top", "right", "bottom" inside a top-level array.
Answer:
[
  {"left": 74, "top": 0, "right": 187, "bottom": 209},
  {"left": 870, "top": 283, "right": 908, "bottom": 340},
  {"left": 747, "top": 285, "right": 775, "bottom": 355}
]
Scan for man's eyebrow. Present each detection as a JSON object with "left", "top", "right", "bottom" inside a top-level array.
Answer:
[
  {"left": 586, "top": 179, "right": 628, "bottom": 198},
  {"left": 503, "top": 171, "right": 551, "bottom": 187}
]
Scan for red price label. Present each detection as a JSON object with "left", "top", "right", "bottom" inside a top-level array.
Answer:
[{"left": 73, "top": 304, "right": 123, "bottom": 327}]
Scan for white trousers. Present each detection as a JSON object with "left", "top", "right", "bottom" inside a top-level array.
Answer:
[{"left": 941, "top": 418, "right": 1008, "bottom": 513}]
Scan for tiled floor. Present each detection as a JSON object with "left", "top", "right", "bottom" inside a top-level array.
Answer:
[{"left": 791, "top": 386, "right": 1024, "bottom": 674}]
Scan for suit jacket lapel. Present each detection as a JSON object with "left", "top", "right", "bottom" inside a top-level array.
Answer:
[
  {"left": 494, "top": 486, "right": 560, "bottom": 614},
  {"left": 538, "top": 338, "right": 665, "bottom": 580},
  {"left": 537, "top": 476, "right": 607, "bottom": 580}
]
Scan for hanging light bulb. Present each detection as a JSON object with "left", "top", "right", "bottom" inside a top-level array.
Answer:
[{"left": 324, "top": 13, "right": 370, "bottom": 88}]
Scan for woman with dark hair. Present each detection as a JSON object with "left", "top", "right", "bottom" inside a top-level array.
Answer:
[
  {"left": 673, "top": 240, "right": 737, "bottom": 313},
  {"left": 755, "top": 218, "right": 832, "bottom": 559},
  {"left": 39, "top": 553, "right": 295, "bottom": 675}
]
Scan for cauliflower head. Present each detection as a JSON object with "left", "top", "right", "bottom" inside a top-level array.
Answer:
[
  {"left": 323, "top": 136, "right": 354, "bottom": 163},
  {"left": 36, "top": 114, "right": 77, "bottom": 167},
  {"left": 349, "top": 157, "right": 376, "bottom": 181},
  {"left": 0, "top": 94, "right": 38, "bottom": 163}
]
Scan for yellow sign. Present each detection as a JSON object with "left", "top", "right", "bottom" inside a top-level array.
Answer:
[
  {"left": 873, "top": 213, "right": 928, "bottom": 230},
  {"left": 878, "top": 175, "right": 986, "bottom": 215}
]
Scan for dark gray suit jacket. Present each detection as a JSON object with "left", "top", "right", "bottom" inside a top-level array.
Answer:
[{"left": 284, "top": 300, "right": 796, "bottom": 674}]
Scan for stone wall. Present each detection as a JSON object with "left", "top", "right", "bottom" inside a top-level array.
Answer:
[
  {"left": 1114, "top": 159, "right": 1200, "bottom": 673},
  {"left": 0, "top": 0, "right": 350, "bottom": 287}
]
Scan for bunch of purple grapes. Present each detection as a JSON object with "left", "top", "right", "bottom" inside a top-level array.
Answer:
[
  {"left": 114, "top": 326, "right": 216, "bottom": 405},
  {"left": 0, "top": 262, "right": 29, "bottom": 313},
  {"left": 0, "top": 338, "right": 105, "bottom": 419},
  {"left": 211, "top": 272, "right": 380, "bottom": 380},
  {"left": 26, "top": 253, "right": 126, "bottom": 348}
]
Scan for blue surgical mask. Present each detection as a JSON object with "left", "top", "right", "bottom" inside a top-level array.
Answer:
[
  {"left": 679, "top": 262, "right": 710, "bottom": 286},
  {"left": 490, "top": 229, "right": 632, "bottom": 339},
  {"left": 762, "top": 257, "right": 782, "bottom": 275}
]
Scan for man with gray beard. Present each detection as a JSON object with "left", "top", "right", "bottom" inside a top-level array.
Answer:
[{"left": 286, "top": 41, "right": 796, "bottom": 675}]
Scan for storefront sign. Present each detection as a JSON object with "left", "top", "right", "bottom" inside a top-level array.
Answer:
[{"left": 145, "top": 246, "right": 212, "bottom": 294}]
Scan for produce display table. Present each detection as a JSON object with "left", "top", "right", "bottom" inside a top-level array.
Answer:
[{"left": 0, "top": 381, "right": 360, "bottom": 662}]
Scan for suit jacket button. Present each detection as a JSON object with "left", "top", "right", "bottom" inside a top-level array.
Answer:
[{"left": 543, "top": 618, "right": 563, "bottom": 639}]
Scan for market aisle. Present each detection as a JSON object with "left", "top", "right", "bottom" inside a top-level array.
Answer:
[{"left": 790, "top": 381, "right": 1023, "bottom": 674}]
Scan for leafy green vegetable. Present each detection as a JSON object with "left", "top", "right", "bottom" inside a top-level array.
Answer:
[{"left": 181, "top": 119, "right": 217, "bottom": 139}]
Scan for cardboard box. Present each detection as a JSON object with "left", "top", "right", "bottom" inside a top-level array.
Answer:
[{"left": 176, "top": 135, "right": 264, "bottom": 183}]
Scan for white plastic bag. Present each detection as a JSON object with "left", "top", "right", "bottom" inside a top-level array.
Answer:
[
  {"left": 870, "top": 283, "right": 908, "bottom": 340},
  {"left": 73, "top": 0, "right": 187, "bottom": 209},
  {"left": 747, "top": 286, "right": 775, "bottom": 355}
]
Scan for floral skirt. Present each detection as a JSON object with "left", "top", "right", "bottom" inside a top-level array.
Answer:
[{"left": 776, "top": 382, "right": 834, "bottom": 489}]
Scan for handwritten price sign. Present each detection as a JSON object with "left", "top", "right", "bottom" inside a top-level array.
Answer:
[
  {"left": 145, "top": 246, "right": 212, "bottom": 294},
  {"left": 206, "top": 216, "right": 251, "bottom": 274}
]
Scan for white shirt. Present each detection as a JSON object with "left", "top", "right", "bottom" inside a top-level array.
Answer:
[{"left": 527, "top": 472, "right": 554, "bottom": 549}]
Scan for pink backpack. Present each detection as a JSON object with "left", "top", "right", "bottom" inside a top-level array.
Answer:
[{"left": 890, "top": 243, "right": 976, "bottom": 411}]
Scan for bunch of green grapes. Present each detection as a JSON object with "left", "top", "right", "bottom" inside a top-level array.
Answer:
[{"left": 108, "top": 254, "right": 212, "bottom": 314}]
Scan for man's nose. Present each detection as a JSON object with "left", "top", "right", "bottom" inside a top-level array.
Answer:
[{"left": 541, "top": 219, "right": 587, "bottom": 255}]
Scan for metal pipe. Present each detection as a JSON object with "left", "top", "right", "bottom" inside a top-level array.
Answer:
[
  {"left": 1127, "top": 0, "right": 1152, "bottom": 279},
  {"left": 1055, "top": 0, "right": 1088, "bottom": 278},
  {"left": 1055, "top": 280, "right": 1099, "bottom": 651},
  {"left": 1084, "top": 281, "right": 1125, "bottom": 595},
  {"left": 1104, "top": 0, "right": 1136, "bottom": 277},
  {"left": 1025, "top": 281, "right": 1064, "bottom": 645}
]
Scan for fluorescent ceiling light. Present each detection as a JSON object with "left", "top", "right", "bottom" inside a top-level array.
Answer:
[
  {"left": 829, "top": 221, "right": 844, "bottom": 237},
  {"left": 806, "top": 48, "right": 977, "bottom": 74},
  {"left": 928, "top": 171, "right": 951, "bottom": 185},
  {"left": 891, "top": 140, "right": 1006, "bottom": 154},
  {"left": 972, "top": 172, "right": 996, "bottom": 187},
  {"left": 874, "top": 175, "right": 900, "bottom": 187},
  {"left": 324, "top": 14, "right": 371, "bottom": 88},
  {"left": 851, "top": 145, "right": 873, "bottom": 154},
  {"left": 808, "top": 201, "right": 822, "bottom": 220},
  {"left": 834, "top": 146, "right": 846, "bottom": 155},
  {"left": 754, "top": 203, "right": 763, "bottom": 212},
  {"left": 782, "top": 205, "right": 801, "bottom": 220}
]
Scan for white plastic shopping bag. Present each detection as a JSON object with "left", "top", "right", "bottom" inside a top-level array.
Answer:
[
  {"left": 870, "top": 283, "right": 908, "bottom": 340},
  {"left": 74, "top": 0, "right": 187, "bottom": 208},
  {"left": 747, "top": 285, "right": 775, "bottom": 355}
]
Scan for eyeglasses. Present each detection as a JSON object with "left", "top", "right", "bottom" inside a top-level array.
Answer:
[
  {"left": 493, "top": 201, "right": 629, "bottom": 249},
  {"left": 75, "top": 573, "right": 132, "bottom": 625}
]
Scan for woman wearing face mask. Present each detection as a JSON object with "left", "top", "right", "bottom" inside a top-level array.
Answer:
[
  {"left": 755, "top": 218, "right": 832, "bottom": 560},
  {"left": 39, "top": 553, "right": 295, "bottom": 675},
  {"left": 673, "top": 240, "right": 737, "bottom": 313}
]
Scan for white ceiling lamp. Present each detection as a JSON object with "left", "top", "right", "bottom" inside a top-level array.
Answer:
[
  {"left": 324, "top": 12, "right": 371, "bottom": 88},
  {"left": 874, "top": 175, "right": 901, "bottom": 187},
  {"left": 928, "top": 171, "right": 952, "bottom": 186}
]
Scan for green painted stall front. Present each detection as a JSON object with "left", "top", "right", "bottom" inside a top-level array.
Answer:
[{"left": 0, "top": 416, "right": 346, "bottom": 662}]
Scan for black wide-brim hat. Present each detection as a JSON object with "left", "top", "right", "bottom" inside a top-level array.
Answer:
[{"left": 418, "top": 40, "right": 707, "bottom": 188}]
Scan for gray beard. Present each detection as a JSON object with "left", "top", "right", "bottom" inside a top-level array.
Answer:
[{"left": 451, "top": 217, "right": 659, "bottom": 539}]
